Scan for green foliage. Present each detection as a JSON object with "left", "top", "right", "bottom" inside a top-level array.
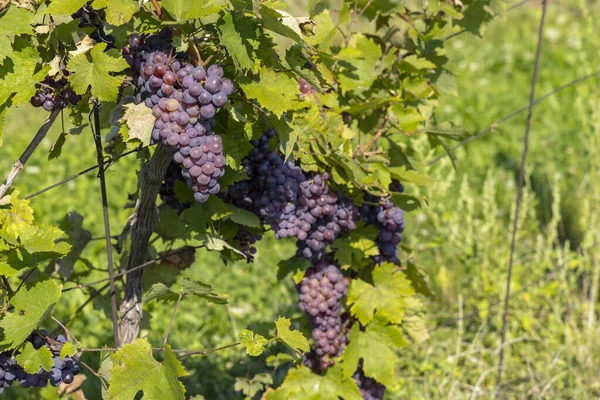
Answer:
[
  {"left": 239, "top": 329, "right": 269, "bottom": 357},
  {"left": 274, "top": 317, "right": 310, "bottom": 355},
  {"left": 15, "top": 342, "right": 54, "bottom": 374},
  {"left": 108, "top": 339, "right": 189, "bottom": 400},
  {"left": 144, "top": 278, "right": 229, "bottom": 305}
]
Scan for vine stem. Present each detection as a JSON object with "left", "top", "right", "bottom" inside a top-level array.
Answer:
[
  {"left": 176, "top": 343, "right": 241, "bottom": 359},
  {"left": 356, "top": 114, "right": 389, "bottom": 155},
  {"left": 79, "top": 343, "right": 241, "bottom": 355},
  {"left": 162, "top": 294, "right": 183, "bottom": 349},
  {"left": 79, "top": 359, "right": 108, "bottom": 391},
  {"left": 0, "top": 108, "right": 60, "bottom": 199},
  {"left": 495, "top": 0, "right": 547, "bottom": 395},
  {"left": 91, "top": 102, "right": 120, "bottom": 347},
  {"left": 51, "top": 316, "right": 79, "bottom": 344}
]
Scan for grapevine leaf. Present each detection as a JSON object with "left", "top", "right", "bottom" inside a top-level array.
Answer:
[
  {"left": 99, "top": 349, "right": 113, "bottom": 400},
  {"left": 0, "top": 280, "right": 62, "bottom": 350},
  {"left": 389, "top": 105, "right": 424, "bottom": 132},
  {"left": 239, "top": 68, "right": 301, "bottom": 117},
  {"left": 67, "top": 43, "right": 129, "bottom": 102},
  {"left": 121, "top": 103, "right": 154, "bottom": 146},
  {"left": 0, "top": 35, "right": 10, "bottom": 63},
  {"left": 239, "top": 329, "right": 269, "bottom": 356},
  {"left": 347, "top": 262, "right": 415, "bottom": 325},
  {"left": 258, "top": 6, "right": 303, "bottom": 43},
  {"left": 0, "top": 192, "right": 34, "bottom": 244},
  {"left": 108, "top": 339, "right": 189, "bottom": 400},
  {"left": 235, "top": 374, "right": 272, "bottom": 397},
  {"left": 93, "top": 0, "right": 137, "bottom": 26},
  {"left": 331, "top": 225, "right": 379, "bottom": 268},
  {"left": 60, "top": 341, "right": 79, "bottom": 359},
  {"left": 277, "top": 256, "right": 310, "bottom": 283},
  {"left": 274, "top": 317, "right": 309, "bottom": 354},
  {"left": 305, "top": 11, "right": 336, "bottom": 49},
  {"left": 15, "top": 342, "right": 54, "bottom": 373},
  {"left": 19, "top": 224, "right": 68, "bottom": 254},
  {"left": 0, "top": 103, "right": 6, "bottom": 147},
  {"left": 218, "top": 13, "right": 258, "bottom": 72},
  {"left": 398, "top": 55, "right": 437, "bottom": 71},
  {"left": 225, "top": 204, "right": 261, "bottom": 228},
  {"left": 0, "top": 46, "right": 49, "bottom": 106},
  {"left": 0, "top": 261, "right": 18, "bottom": 278},
  {"left": 55, "top": 212, "right": 92, "bottom": 278},
  {"left": 43, "top": 0, "right": 88, "bottom": 16},
  {"left": 404, "top": 260, "right": 434, "bottom": 298},
  {"left": 48, "top": 132, "right": 67, "bottom": 160},
  {"left": 144, "top": 283, "right": 179, "bottom": 304},
  {"left": 180, "top": 278, "right": 228, "bottom": 304},
  {"left": 387, "top": 166, "right": 433, "bottom": 186},
  {"left": 0, "top": 5, "right": 35, "bottom": 36},
  {"left": 160, "top": 0, "right": 223, "bottom": 22},
  {"left": 341, "top": 318, "right": 408, "bottom": 388},
  {"left": 337, "top": 35, "right": 382, "bottom": 92},
  {"left": 267, "top": 364, "right": 361, "bottom": 400}
]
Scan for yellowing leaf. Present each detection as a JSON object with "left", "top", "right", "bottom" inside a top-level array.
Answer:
[
  {"left": 347, "top": 262, "right": 415, "bottom": 325},
  {"left": 108, "top": 339, "right": 189, "bottom": 400},
  {"left": 60, "top": 341, "right": 79, "bottom": 359},
  {"left": 0, "top": 280, "right": 62, "bottom": 349},
  {"left": 274, "top": 317, "right": 309, "bottom": 354},
  {"left": 67, "top": 43, "right": 129, "bottom": 102},
  {"left": 121, "top": 103, "right": 154, "bottom": 146},
  {"left": 239, "top": 329, "right": 269, "bottom": 356},
  {"left": 240, "top": 68, "right": 301, "bottom": 117},
  {"left": 15, "top": 342, "right": 54, "bottom": 373}
]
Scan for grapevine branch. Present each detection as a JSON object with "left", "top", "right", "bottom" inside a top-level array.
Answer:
[
  {"left": 0, "top": 108, "right": 60, "bottom": 199},
  {"left": 90, "top": 102, "right": 120, "bottom": 347},
  {"left": 162, "top": 293, "right": 183, "bottom": 349},
  {"left": 495, "top": 0, "right": 547, "bottom": 394},
  {"left": 427, "top": 69, "right": 600, "bottom": 166},
  {"left": 79, "top": 342, "right": 241, "bottom": 357},
  {"left": 118, "top": 144, "right": 173, "bottom": 345}
]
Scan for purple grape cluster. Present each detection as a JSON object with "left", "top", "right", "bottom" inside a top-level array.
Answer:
[
  {"left": 224, "top": 130, "right": 359, "bottom": 259},
  {"left": 297, "top": 259, "right": 349, "bottom": 371},
  {"left": 0, "top": 331, "right": 80, "bottom": 393},
  {"left": 124, "top": 32, "right": 234, "bottom": 203},
  {"left": 30, "top": 77, "right": 81, "bottom": 112},
  {"left": 235, "top": 226, "right": 262, "bottom": 262},
  {"left": 353, "top": 367, "right": 386, "bottom": 400},
  {"left": 361, "top": 194, "right": 405, "bottom": 264}
]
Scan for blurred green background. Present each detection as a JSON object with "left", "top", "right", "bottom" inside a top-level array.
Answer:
[{"left": 2, "top": 0, "right": 600, "bottom": 398}]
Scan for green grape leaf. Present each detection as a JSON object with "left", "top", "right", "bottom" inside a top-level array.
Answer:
[
  {"left": 235, "top": 373, "right": 273, "bottom": 398},
  {"left": 239, "top": 329, "right": 269, "bottom": 356},
  {"left": 0, "top": 280, "right": 62, "bottom": 350},
  {"left": 337, "top": 35, "right": 382, "bottom": 92},
  {"left": 0, "top": 192, "right": 34, "bottom": 244},
  {"left": 332, "top": 225, "right": 379, "bottom": 268},
  {"left": 67, "top": 43, "right": 129, "bottom": 102},
  {"left": 19, "top": 223, "right": 68, "bottom": 254},
  {"left": 277, "top": 256, "right": 310, "bottom": 283},
  {"left": 0, "top": 261, "right": 18, "bottom": 278},
  {"left": 398, "top": 55, "right": 437, "bottom": 72},
  {"left": 15, "top": 342, "right": 54, "bottom": 373},
  {"left": 93, "top": 0, "right": 137, "bottom": 26},
  {"left": 225, "top": 204, "right": 261, "bottom": 228},
  {"left": 60, "top": 341, "right": 79, "bottom": 359},
  {"left": 387, "top": 166, "right": 433, "bottom": 186},
  {"left": 0, "top": 5, "right": 35, "bottom": 36},
  {"left": 274, "top": 317, "right": 309, "bottom": 354},
  {"left": 0, "top": 103, "right": 6, "bottom": 147},
  {"left": 0, "top": 35, "right": 11, "bottom": 63},
  {"left": 341, "top": 318, "right": 408, "bottom": 388},
  {"left": 267, "top": 364, "right": 361, "bottom": 400},
  {"left": 389, "top": 105, "right": 424, "bottom": 132},
  {"left": 55, "top": 212, "right": 92, "bottom": 278},
  {"left": 258, "top": 7, "right": 303, "bottom": 43},
  {"left": 161, "top": 0, "right": 223, "bottom": 22},
  {"left": 218, "top": 13, "right": 257, "bottom": 72},
  {"left": 0, "top": 46, "right": 49, "bottom": 106},
  {"left": 121, "top": 103, "right": 154, "bottom": 146},
  {"left": 305, "top": 10, "right": 336, "bottom": 49},
  {"left": 43, "top": 0, "right": 88, "bottom": 16},
  {"left": 347, "top": 262, "right": 415, "bottom": 325},
  {"left": 108, "top": 339, "right": 189, "bottom": 400},
  {"left": 144, "top": 279, "right": 228, "bottom": 305},
  {"left": 239, "top": 68, "right": 301, "bottom": 117}
]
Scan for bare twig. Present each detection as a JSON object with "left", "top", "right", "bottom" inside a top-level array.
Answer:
[
  {"left": 51, "top": 316, "right": 79, "bottom": 344},
  {"left": 427, "top": 70, "right": 600, "bottom": 166},
  {"left": 496, "top": 0, "right": 547, "bottom": 394},
  {"left": 0, "top": 109, "right": 60, "bottom": 198},
  {"left": 91, "top": 102, "right": 120, "bottom": 347},
  {"left": 79, "top": 359, "right": 108, "bottom": 391},
  {"left": 356, "top": 114, "right": 389, "bottom": 155},
  {"left": 150, "top": 0, "right": 162, "bottom": 17},
  {"left": 176, "top": 342, "right": 241, "bottom": 359},
  {"left": 162, "top": 294, "right": 183, "bottom": 349}
]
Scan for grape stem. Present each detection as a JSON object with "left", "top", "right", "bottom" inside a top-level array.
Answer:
[
  {"left": 0, "top": 108, "right": 60, "bottom": 199},
  {"left": 162, "top": 293, "right": 183, "bottom": 349},
  {"left": 356, "top": 114, "right": 389, "bottom": 156}
]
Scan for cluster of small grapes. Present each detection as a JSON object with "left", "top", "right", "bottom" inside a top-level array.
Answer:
[
  {"left": 30, "top": 77, "right": 81, "bottom": 112},
  {"left": 225, "top": 130, "right": 359, "bottom": 259},
  {"left": 159, "top": 161, "right": 192, "bottom": 213},
  {"left": 123, "top": 33, "right": 234, "bottom": 203},
  {"left": 353, "top": 367, "right": 386, "bottom": 400},
  {"left": 360, "top": 193, "right": 405, "bottom": 264},
  {"left": 298, "top": 77, "right": 316, "bottom": 95},
  {"left": 71, "top": 5, "right": 114, "bottom": 48},
  {"left": 235, "top": 227, "right": 262, "bottom": 262},
  {"left": 0, "top": 331, "right": 79, "bottom": 393},
  {"left": 297, "top": 259, "right": 349, "bottom": 371}
]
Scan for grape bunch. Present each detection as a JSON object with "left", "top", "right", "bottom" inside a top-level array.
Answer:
[
  {"left": 123, "top": 32, "right": 234, "bottom": 204},
  {"left": 0, "top": 331, "right": 80, "bottom": 393},
  {"left": 224, "top": 130, "right": 359, "bottom": 259},
  {"left": 30, "top": 77, "right": 81, "bottom": 112},
  {"left": 297, "top": 259, "right": 349, "bottom": 371},
  {"left": 235, "top": 226, "right": 262, "bottom": 262},
  {"left": 360, "top": 193, "right": 405, "bottom": 264},
  {"left": 353, "top": 367, "right": 386, "bottom": 400},
  {"left": 71, "top": 5, "right": 114, "bottom": 47}
]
